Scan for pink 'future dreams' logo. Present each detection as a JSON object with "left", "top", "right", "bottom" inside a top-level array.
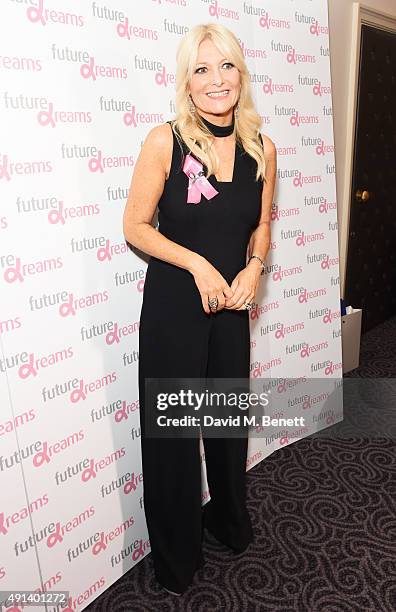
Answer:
[
  {"left": 309, "top": 20, "right": 329, "bottom": 36},
  {"left": 259, "top": 12, "right": 290, "bottom": 30},
  {"left": 0, "top": 154, "right": 52, "bottom": 181},
  {"left": 33, "top": 432, "right": 84, "bottom": 468},
  {"left": 88, "top": 150, "right": 134, "bottom": 173},
  {"left": 70, "top": 372, "right": 117, "bottom": 403},
  {"left": 3, "top": 256, "right": 62, "bottom": 283},
  {"left": 154, "top": 65, "right": 175, "bottom": 87},
  {"left": 81, "top": 448, "right": 126, "bottom": 483},
  {"left": 46, "top": 506, "right": 94, "bottom": 548},
  {"left": 27, "top": 0, "right": 84, "bottom": 27},
  {"left": 37, "top": 102, "right": 92, "bottom": 127},
  {"left": 96, "top": 240, "right": 129, "bottom": 262},
  {"left": 80, "top": 56, "right": 127, "bottom": 80}
]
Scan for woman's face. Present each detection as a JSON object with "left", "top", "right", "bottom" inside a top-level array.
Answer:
[{"left": 188, "top": 37, "right": 241, "bottom": 123}]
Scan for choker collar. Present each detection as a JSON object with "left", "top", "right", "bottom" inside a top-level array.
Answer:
[{"left": 199, "top": 113, "right": 235, "bottom": 137}]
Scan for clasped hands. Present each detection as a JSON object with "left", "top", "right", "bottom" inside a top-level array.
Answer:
[{"left": 192, "top": 256, "right": 262, "bottom": 315}]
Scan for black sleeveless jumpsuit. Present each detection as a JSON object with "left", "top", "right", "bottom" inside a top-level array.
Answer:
[{"left": 138, "top": 121, "right": 263, "bottom": 593}]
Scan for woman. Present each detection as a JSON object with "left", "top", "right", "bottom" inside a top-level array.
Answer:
[{"left": 123, "top": 23, "right": 277, "bottom": 596}]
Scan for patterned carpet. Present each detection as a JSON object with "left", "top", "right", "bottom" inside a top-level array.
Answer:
[{"left": 86, "top": 316, "right": 396, "bottom": 612}]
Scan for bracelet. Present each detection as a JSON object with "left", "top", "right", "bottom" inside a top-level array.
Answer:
[{"left": 248, "top": 254, "right": 265, "bottom": 274}]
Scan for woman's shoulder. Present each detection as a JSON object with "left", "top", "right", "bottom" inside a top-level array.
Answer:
[
  {"left": 260, "top": 132, "right": 277, "bottom": 161},
  {"left": 144, "top": 121, "right": 174, "bottom": 150},
  {"left": 143, "top": 122, "right": 174, "bottom": 178}
]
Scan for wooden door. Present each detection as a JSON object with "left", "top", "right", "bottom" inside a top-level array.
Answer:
[{"left": 345, "top": 24, "right": 396, "bottom": 333}]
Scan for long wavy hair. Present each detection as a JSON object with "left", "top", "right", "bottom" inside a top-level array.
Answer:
[{"left": 172, "top": 23, "right": 266, "bottom": 182}]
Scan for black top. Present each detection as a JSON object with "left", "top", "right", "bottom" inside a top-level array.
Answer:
[
  {"left": 150, "top": 121, "right": 264, "bottom": 286},
  {"left": 198, "top": 112, "right": 235, "bottom": 137}
]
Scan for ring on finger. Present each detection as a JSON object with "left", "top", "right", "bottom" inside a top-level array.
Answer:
[{"left": 208, "top": 296, "right": 219, "bottom": 311}]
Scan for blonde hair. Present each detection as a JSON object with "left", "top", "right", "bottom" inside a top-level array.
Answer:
[{"left": 172, "top": 23, "right": 266, "bottom": 182}]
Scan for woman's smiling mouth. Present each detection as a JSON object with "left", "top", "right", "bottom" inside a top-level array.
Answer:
[{"left": 206, "top": 90, "right": 230, "bottom": 97}]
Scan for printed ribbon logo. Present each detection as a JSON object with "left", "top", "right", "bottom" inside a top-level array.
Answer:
[
  {"left": 0, "top": 513, "right": 8, "bottom": 536},
  {"left": 106, "top": 323, "right": 120, "bottom": 345},
  {"left": 293, "top": 171, "right": 304, "bottom": 187},
  {"left": 62, "top": 598, "right": 75, "bottom": 612},
  {"left": 182, "top": 155, "right": 219, "bottom": 204},
  {"left": 271, "top": 204, "right": 280, "bottom": 221},
  {"left": 262, "top": 78, "right": 273, "bottom": 94},
  {"left": 155, "top": 66, "right": 173, "bottom": 87},
  {"left": 259, "top": 12, "right": 271, "bottom": 29},
  {"left": 250, "top": 305, "right": 259, "bottom": 320},
  {"left": 88, "top": 150, "right": 104, "bottom": 173},
  {"left": 123, "top": 472, "right": 138, "bottom": 494},
  {"left": 296, "top": 232, "right": 306, "bottom": 247},
  {"left": 115, "top": 401, "right": 130, "bottom": 423},
  {"left": 130, "top": 538, "right": 145, "bottom": 560},
  {"left": 4, "top": 258, "right": 24, "bottom": 283},
  {"left": 325, "top": 361, "right": 334, "bottom": 375},
  {"left": 321, "top": 255, "right": 330, "bottom": 270},
  {"left": 209, "top": 0, "right": 219, "bottom": 19},
  {"left": 323, "top": 311, "right": 333, "bottom": 323},
  {"left": 33, "top": 441, "right": 51, "bottom": 467},
  {"left": 47, "top": 521, "right": 64, "bottom": 548},
  {"left": 70, "top": 379, "right": 86, "bottom": 403},
  {"left": 290, "top": 111, "right": 301, "bottom": 127},
  {"left": 59, "top": 294, "right": 76, "bottom": 317},
  {"left": 117, "top": 17, "right": 132, "bottom": 39},
  {"left": 310, "top": 20, "right": 325, "bottom": 36},
  {"left": 319, "top": 198, "right": 330, "bottom": 213},
  {"left": 298, "top": 289, "right": 308, "bottom": 303},
  {"left": 92, "top": 531, "right": 107, "bottom": 555},
  {"left": 326, "top": 412, "right": 336, "bottom": 425},
  {"left": 277, "top": 381, "right": 288, "bottom": 393},
  {"left": 18, "top": 353, "right": 38, "bottom": 379},
  {"left": 27, "top": 0, "right": 46, "bottom": 25},
  {"left": 80, "top": 56, "right": 97, "bottom": 80},
  {"left": 48, "top": 200, "right": 65, "bottom": 224},
  {"left": 82, "top": 458, "right": 96, "bottom": 482},
  {"left": 124, "top": 105, "right": 137, "bottom": 127},
  {"left": 275, "top": 324, "right": 286, "bottom": 339},
  {"left": 37, "top": 102, "right": 56, "bottom": 128},
  {"left": 273, "top": 267, "right": 283, "bottom": 282},
  {"left": 313, "top": 81, "right": 328, "bottom": 96},
  {"left": 0, "top": 155, "right": 11, "bottom": 181},
  {"left": 287, "top": 48, "right": 297, "bottom": 64},
  {"left": 97, "top": 240, "right": 112, "bottom": 261}
]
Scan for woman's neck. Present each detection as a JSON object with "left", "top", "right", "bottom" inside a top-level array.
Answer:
[{"left": 198, "top": 112, "right": 235, "bottom": 138}]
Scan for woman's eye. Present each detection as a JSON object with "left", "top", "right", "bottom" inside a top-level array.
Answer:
[{"left": 194, "top": 62, "right": 234, "bottom": 74}]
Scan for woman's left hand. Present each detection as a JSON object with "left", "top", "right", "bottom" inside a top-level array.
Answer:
[{"left": 224, "top": 261, "right": 262, "bottom": 310}]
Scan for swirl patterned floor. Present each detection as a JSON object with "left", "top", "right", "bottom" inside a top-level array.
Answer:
[{"left": 86, "top": 316, "right": 396, "bottom": 612}]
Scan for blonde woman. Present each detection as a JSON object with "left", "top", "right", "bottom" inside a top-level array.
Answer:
[{"left": 123, "top": 23, "right": 277, "bottom": 596}]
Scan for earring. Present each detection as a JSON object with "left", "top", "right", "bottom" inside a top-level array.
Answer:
[
  {"left": 188, "top": 95, "right": 196, "bottom": 114},
  {"left": 235, "top": 101, "right": 240, "bottom": 116}
]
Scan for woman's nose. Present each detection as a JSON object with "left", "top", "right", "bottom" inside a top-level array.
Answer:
[{"left": 210, "top": 70, "right": 223, "bottom": 86}]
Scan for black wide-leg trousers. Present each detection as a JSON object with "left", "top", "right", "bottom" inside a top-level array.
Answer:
[{"left": 138, "top": 307, "right": 254, "bottom": 594}]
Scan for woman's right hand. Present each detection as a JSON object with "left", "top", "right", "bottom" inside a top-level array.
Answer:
[{"left": 190, "top": 256, "right": 234, "bottom": 314}]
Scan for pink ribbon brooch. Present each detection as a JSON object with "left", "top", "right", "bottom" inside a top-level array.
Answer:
[{"left": 182, "top": 154, "right": 219, "bottom": 204}]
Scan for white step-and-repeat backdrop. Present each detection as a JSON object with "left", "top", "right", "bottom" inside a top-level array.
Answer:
[{"left": 0, "top": 0, "right": 342, "bottom": 609}]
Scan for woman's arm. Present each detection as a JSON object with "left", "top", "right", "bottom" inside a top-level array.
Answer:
[
  {"left": 246, "top": 134, "right": 277, "bottom": 273},
  {"left": 123, "top": 123, "right": 204, "bottom": 276}
]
